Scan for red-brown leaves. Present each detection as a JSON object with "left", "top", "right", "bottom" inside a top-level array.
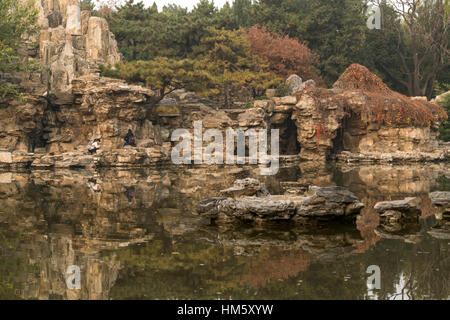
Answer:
[
  {"left": 333, "top": 64, "right": 390, "bottom": 93},
  {"left": 333, "top": 64, "right": 448, "bottom": 127},
  {"left": 244, "top": 25, "right": 321, "bottom": 83}
]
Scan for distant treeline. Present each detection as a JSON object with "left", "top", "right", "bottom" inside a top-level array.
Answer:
[{"left": 84, "top": 0, "right": 449, "bottom": 99}]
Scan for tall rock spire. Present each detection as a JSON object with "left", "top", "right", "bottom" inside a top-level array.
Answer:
[{"left": 20, "top": 0, "right": 122, "bottom": 100}]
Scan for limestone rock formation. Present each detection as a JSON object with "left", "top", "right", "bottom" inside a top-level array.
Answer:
[
  {"left": 293, "top": 64, "right": 447, "bottom": 161},
  {"left": 374, "top": 197, "right": 422, "bottom": 214},
  {"left": 285, "top": 75, "right": 316, "bottom": 95},
  {"left": 195, "top": 180, "right": 364, "bottom": 223},
  {"left": 430, "top": 191, "right": 450, "bottom": 212},
  {"left": 47, "top": 74, "right": 156, "bottom": 152},
  {"left": 220, "top": 178, "right": 269, "bottom": 198},
  {"left": 286, "top": 74, "right": 303, "bottom": 94},
  {"left": 297, "top": 186, "right": 364, "bottom": 218},
  {"left": 434, "top": 90, "right": 450, "bottom": 106},
  {"left": 374, "top": 197, "right": 422, "bottom": 229},
  {"left": 23, "top": 0, "right": 122, "bottom": 100},
  {"left": 2, "top": 4, "right": 449, "bottom": 173},
  {"left": 0, "top": 96, "right": 47, "bottom": 152}
]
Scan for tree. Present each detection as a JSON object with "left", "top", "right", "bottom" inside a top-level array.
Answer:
[
  {"left": 438, "top": 95, "right": 450, "bottom": 141},
  {"left": 232, "top": 0, "right": 254, "bottom": 28},
  {"left": 359, "top": 2, "right": 408, "bottom": 94},
  {"left": 214, "top": 2, "right": 238, "bottom": 30},
  {"left": 0, "top": 0, "right": 40, "bottom": 98},
  {"left": 249, "top": 0, "right": 368, "bottom": 86},
  {"left": 105, "top": 0, "right": 220, "bottom": 61},
  {"left": 190, "top": 28, "right": 281, "bottom": 105},
  {"left": 434, "top": 84, "right": 450, "bottom": 141},
  {"left": 106, "top": 0, "right": 158, "bottom": 60},
  {"left": 294, "top": 0, "right": 368, "bottom": 86},
  {"left": 101, "top": 28, "right": 281, "bottom": 105},
  {"left": 80, "top": 0, "right": 96, "bottom": 11},
  {"left": 373, "top": 0, "right": 449, "bottom": 98},
  {"left": 244, "top": 25, "right": 321, "bottom": 82},
  {"left": 100, "top": 57, "right": 200, "bottom": 104}
]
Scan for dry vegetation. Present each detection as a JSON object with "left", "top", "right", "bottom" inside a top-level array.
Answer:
[{"left": 298, "top": 64, "right": 448, "bottom": 129}]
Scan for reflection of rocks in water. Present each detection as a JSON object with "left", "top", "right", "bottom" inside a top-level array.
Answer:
[
  {"left": 374, "top": 213, "right": 447, "bottom": 244},
  {"left": 375, "top": 197, "right": 421, "bottom": 232},
  {"left": 428, "top": 225, "right": 450, "bottom": 240},
  {"left": 337, "top": 163, "right": 448, "bottom": 196},
  {"left": 0, "top": 166, "right": 283, "bottom": 299},
  {"left": 193, "top": 222, "right": 363, "bottom": 264},
  {"left": 104, "top": 222, "right": 365, "bottom": 297},
  {"left": 0, "top": 169, "right": 171, "bottom": 299},
  {"left": 430, "top": 191, "right": 450, "bottom": 213},
  {"left": 427, "top": 211, "right": 450, "bottom": 240},
  {"left": 335, "top": 163, "right": 450, "bottom": 253},
  {"left": 23, "top": 232, "right": 121, "bottom": 300},
  {"left": 244, "top": 247, "right": 311, "bottom": 289},
  {"left": 0, "top": 163, "right": 449, "bottom": 299}
]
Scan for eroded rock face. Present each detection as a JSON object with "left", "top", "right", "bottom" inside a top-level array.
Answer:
[
  {"left": 3, "top": 8, "right": 448, "bottom": 172},
  {"left": 195, "top": 180, "right": 364, "bottom": 223},
  {"left": 297, "top": 186, "right": 364, "bottom": 218},
  {"left": 374, "top": 197, "right": 422, "bottom": 230},
  {"left": 45, "top": 74, "right": 157, "bottom": 153},
  {"left": 0, "top": 97, "right": 47, "bottom": 152},
  {"left": 26, "top": 0, "right": 122, "bottom": 98},
  {"left": 430, "top": 192, "right": 450, "bottom": 212},
  {"left": 374, "top": 197, "right": 422, "bottom": 214},
  {"left": 220, "top": 178, "right": 269, "bottom": 198},
  {"left": 434, "top": 90, "right": 450, "bottom": 106},
  {"left": 286, "top": 74, "right": 303, "bottom": 94},
  {"left": 292, "top": 64, "right": 447, "bottom": 161}
]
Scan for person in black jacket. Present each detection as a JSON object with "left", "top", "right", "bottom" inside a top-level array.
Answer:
[{"left": 123, "top": 129, "right": 136, "bottom": 147}]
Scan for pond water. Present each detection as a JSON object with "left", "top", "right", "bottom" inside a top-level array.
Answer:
[{"left": 0, "top": 162, "right": 449, "bottom": 300}]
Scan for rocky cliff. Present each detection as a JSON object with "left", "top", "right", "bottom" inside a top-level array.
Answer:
[
  {"left": 31, "top": 0, "right": 122, "bottom": 99},
  {"left": 0, "top": 3, "right": 448, "bottom": 169}
]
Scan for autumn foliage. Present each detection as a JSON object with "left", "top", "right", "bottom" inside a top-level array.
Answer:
[
  {"left": 333, "top": 63, "right": 391, "bottom": 93},
  {"left": 245, "top": 248, "right": 311, "bottom": 289},
  {"left": 333, "top": 64, "right": 448, "bottom": 127},
  {"left": 244, "top": 25, "right": 321, "bottom": 83}
]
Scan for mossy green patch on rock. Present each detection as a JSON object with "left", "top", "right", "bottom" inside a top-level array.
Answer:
[{"left": 155, "top": 105, "right": 181, "bottom": 116}]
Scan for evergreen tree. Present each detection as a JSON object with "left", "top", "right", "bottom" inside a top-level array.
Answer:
[
  {"left": 358, "top": 2, "right": 407, "bottom": 94},
  {"left": 101, "top": 28, "right": 280, "bottom": 105},
  {"left": 247, "top": 0, "right": 368, "bottom": 86},
  {"left": 80, "top": 0, "right": 96, "bottom": 11},
  {"left": 0, "top": 0, "right": 40, "bottom": 98},
  {"left": 232, "top": 0, "right": 254, "bottom": 28}
]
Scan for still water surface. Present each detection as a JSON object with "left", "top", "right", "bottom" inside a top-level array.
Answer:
[{"left": 0, "top": 163, "right": 449, "bottom": 300}]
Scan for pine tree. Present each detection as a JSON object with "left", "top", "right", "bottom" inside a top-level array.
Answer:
[{"left": 0, "top": 0, "right": 40, "bottom": 98}]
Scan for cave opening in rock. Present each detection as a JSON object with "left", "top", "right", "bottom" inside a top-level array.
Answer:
[
  {"left": 27, "top": 134, "right": 47, "bottom": 153},
  {"left": 330, "top": 110, "right": 365, "bottom": 158},
  {"left": 273, "top": 114, "right": 300, "bottom": 155},
  {"left": 331, "top": 121, "right": 346, "bottom": 157}
]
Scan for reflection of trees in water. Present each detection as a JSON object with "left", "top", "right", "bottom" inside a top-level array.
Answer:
[
  {"left": 245, "top": 247, "right": 311, "bottom": 289},
  {"left": 0, "top": 164, "right": 449, "bottom": 299},
  {"left": 361, "top": 237, "right": 449, "bottom": 300},
  {"left": 355, "top": 209, "right": 381, "bottom": 254},
  {"left": 103, "top": 211, "right": 449, "bottom": 300}
]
